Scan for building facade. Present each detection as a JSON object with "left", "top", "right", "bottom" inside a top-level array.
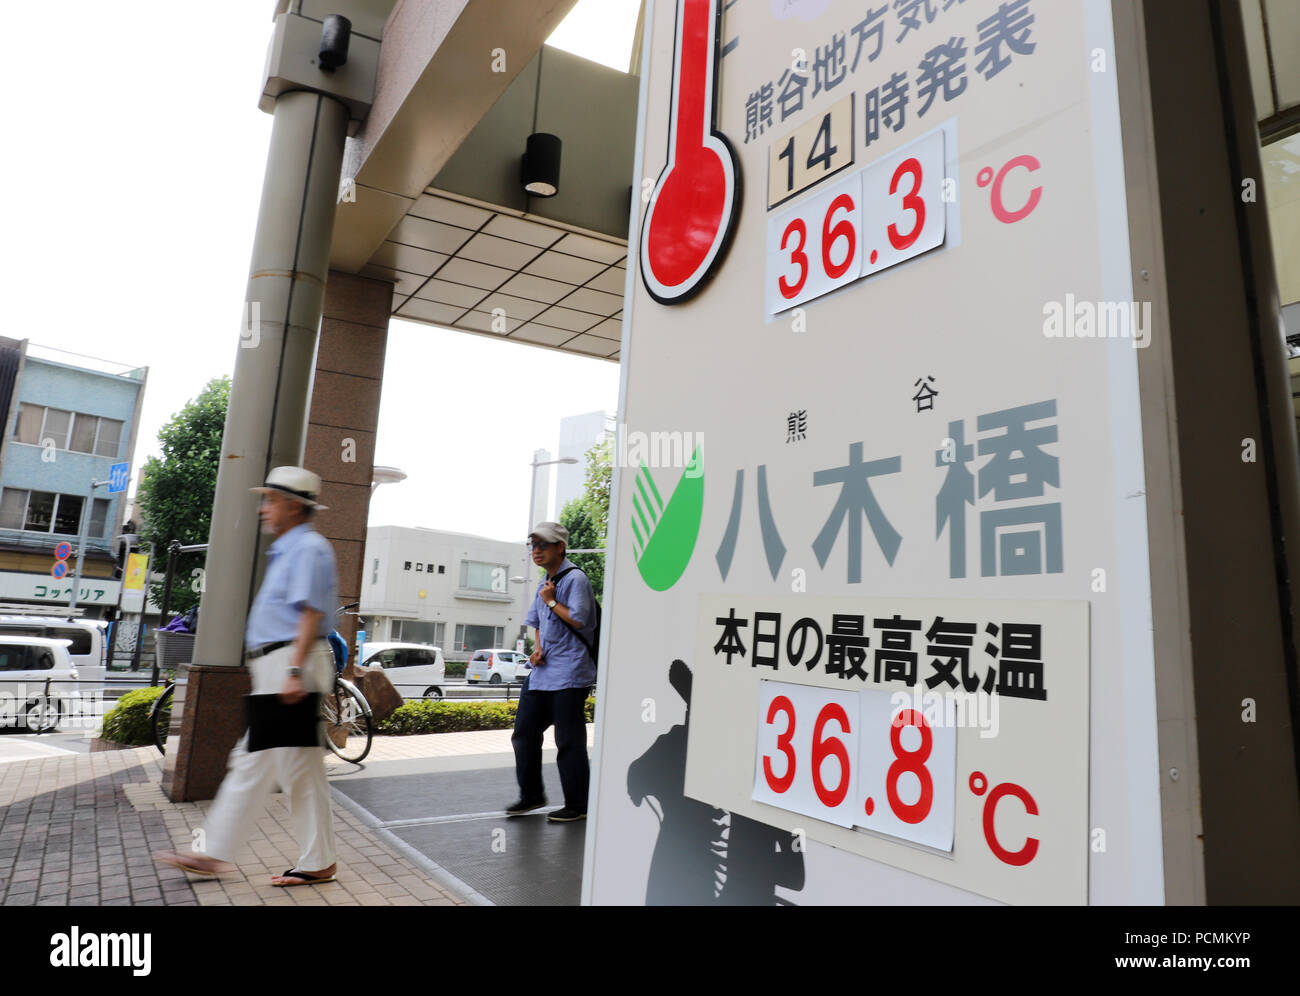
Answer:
[
  {"left": 554, "top": 409, "right": 612, "bottom": 516},
  {"left": 0, "top": 341, "right": 146, "bottom": 615},
  {"left": 360, "top": 525, "right": 529, "bottom": 661}
]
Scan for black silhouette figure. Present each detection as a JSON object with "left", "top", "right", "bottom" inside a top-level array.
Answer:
[{"left": 627, "top": 659, "right": 806, "bottom": 905}]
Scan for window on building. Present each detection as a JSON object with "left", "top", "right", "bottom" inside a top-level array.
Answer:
[
  {"left": 0, "top": 489, "right": 110, "bottom": 536},
  {"left": 24, "top": 491, "right": 55, "bottom": 532},
  {"left": 69, "top": 414, "right": 97, "bottom": 454},
  {"left": 459, "top": 560, "right": 507, "bottom": 592},
  {"left": 394, "top": 620, "right": 445, "bottom": 647},
  {"left": 14, "top": 405, "right": 42, "bottom": 445},
  {"left": 11, "top": 405, "right": 125, "bottom": 458},
  {"left": 371, "top": 558, "right": 379, "bottom": 584},
  {"left": 53, "top": 495, "right": 84, "bottom": 535},
  {"left": 42, "top": 409, "right": 72, "bottom": 449},
  {"left": 89, "top": 498, "right": 109, "bottom": 539},
  {"left": 94, "top": 418, "right": 123, "bottom": 458},
  {"left": 453, "top": 623, "right": 503, "bottom": 652},
  {"left": 0, "top": 490, "right": 25, "bottom": 530},
  {"left": 437, "top": 565, "right": 445, "bottom": 574}
]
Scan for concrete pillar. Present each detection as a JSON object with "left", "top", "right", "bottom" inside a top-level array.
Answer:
[
  {"left": 162, "top": 90, "right": 351, "bottom": 802},
  {"left": 304, "top": 270, "right": 393, "bottom": 650},
  {"left": 1125, "top": 0, "right": 1300, "bottom": 901}
]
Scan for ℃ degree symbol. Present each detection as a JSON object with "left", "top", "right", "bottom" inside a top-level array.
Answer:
[{"left": 975, "top": 155, "right": 1042, "bottom": 224}]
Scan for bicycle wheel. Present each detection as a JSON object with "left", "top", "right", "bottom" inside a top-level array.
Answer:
[
  {"left": 25, "top": 697, "right": 60, "bottom": 734},
  {"left": 322, "top": 683, "right": 372, "bottom": 763},
  {"left": 151, "top": 684, "right": 175, "bottom": 754}
]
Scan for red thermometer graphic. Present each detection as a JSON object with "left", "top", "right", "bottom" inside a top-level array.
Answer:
[{"left": 640, "top": 0, "right": 740, "bottom": 305}]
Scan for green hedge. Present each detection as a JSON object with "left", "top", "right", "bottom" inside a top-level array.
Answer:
[
  {"left": 100, "top": 686, "right": 166, "bottom": 746},
  {"left": 379, "top": 696, "right": 596, "bottom": 735},
  {"left": 444, "top": 661, "right": 467, "bottom": 677},
  {"left": 98, "top": 687, "right": 598, "bottom": 742}
]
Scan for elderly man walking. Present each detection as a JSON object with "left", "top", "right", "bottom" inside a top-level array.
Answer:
[
  {"left": 506, "top": 521, "right": 597, "bottom": 823},
  {"left": 156, "top": 466, "right": 340, "bottom": 886}
]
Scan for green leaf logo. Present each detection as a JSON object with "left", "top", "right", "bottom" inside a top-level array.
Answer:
[{"left": 632, "top": 446, "right": 704, "bottom": 591}]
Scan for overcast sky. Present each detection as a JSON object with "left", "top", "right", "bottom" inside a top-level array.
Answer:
[{"left": 1, "top": 0, "right": 637, "bottom": 544}]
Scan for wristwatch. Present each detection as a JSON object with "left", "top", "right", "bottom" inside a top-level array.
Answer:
[
  {"left": 546, "top": 599, "right": 557, "bottom": 609},
  {"left": 287, "top": 666, "right": 302, "bottom": 678}
]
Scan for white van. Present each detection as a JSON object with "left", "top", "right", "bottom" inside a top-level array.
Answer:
[
  {"left": 358, "top": 642, "right": 446, "bottom": 699},
  {"left": 0, "top": 636, "right": 79, "bottom": 731},
  {"left": 0, "top": 616, "right": 105, "bottom": 680}
]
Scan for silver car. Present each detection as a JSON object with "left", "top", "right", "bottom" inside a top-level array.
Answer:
[{"left": 466, "top": 649, "right": 531, "bottom": 684}]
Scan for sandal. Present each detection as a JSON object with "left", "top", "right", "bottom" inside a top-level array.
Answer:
[
  {"left": 155, "top": 850, "right": 231, "bottom": 878},
  {"left": 272, "top": 867, "right": 337, "bottom": 887}
]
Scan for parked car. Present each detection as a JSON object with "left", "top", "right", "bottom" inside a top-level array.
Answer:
[
  {"left": 358, "top": 642, "right": 446, "bottom": 699},
  {"left": 0, "top": 636, "right": 79, "bottom": 732},
  {"left": 0, "top": 616, "right": 105, "bottom": 679},
  {"left": 466, "top": 648, "right": 531, "bottom": 684}
]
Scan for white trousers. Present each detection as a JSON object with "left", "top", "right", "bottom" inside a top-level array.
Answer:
[{"left": 202, "top": 641, "right": 337, "bottom": 871}]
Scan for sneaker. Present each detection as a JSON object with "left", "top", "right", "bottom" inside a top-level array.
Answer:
[
  {"left": 505, "top": 797, "right": 547, "bottom": 816},
  {"left": 547, "top": 807, "right": 587, "bottom": 823}
]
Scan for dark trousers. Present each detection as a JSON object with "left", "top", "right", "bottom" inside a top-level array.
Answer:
[{"left": 511, "top": 678, "right": 590, "bottom": 811}]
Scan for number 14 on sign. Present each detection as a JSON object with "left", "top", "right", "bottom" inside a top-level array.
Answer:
[{"left": 752, "top": 679, "right": 957, "bottom": 851}]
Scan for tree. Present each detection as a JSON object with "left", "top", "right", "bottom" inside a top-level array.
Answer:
[
  {"left": 136, "top": 377, "right": 229, "bottom": 617},
  {"left": 559, "top": 436, "right": 612, "bottom": 598}
]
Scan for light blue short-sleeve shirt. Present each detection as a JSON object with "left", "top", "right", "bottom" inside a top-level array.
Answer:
[
  {"left": 245, "top": 523, "right": 338, "bottom": 650},
  {"left": 524, "top": 559, "right": 596, "bottom": 691}
]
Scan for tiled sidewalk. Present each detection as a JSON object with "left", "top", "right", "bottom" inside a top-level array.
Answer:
[{"left": 0, "top": 745, "right": 468, "bottom": 907}]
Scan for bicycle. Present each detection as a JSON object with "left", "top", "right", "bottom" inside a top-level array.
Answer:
[
  {"left": 150, "top": 663, "right": 370, "bottom": 761},
  {"left": 151, "top": 607, "right": 373, "bottom": 762},
  {"left": 321, "top": 673, "right": 372, "bottom": 764},
  {"left": 322, "top": 603, "right": 372, "bottom": 763}
]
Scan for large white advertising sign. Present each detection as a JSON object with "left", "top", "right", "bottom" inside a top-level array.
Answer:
[{"left": 587, "top": 0, "right": 1159, "bottom": 905}]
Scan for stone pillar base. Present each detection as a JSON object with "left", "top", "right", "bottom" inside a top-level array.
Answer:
[{"left": 160, "top": 664, "right": 250, "bottom": 802}]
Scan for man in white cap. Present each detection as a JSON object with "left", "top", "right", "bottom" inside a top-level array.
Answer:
[
  {"left": 506, "top": 521, "right": 597, "bottom": 822},
  {"left": 156, "top": 465, "right": 340, "bottom": 886}
]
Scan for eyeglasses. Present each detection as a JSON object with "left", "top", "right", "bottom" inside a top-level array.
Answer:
[{"left": 528, "top": 540, "right": 552, "bottom": 550}]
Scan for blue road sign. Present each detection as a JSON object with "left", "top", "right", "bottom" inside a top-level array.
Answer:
[{"left": 108, "top": 462, "right": 129, "bottom": 493}]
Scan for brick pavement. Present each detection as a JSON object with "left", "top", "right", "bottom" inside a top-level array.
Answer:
[{"left": 0, "top": 745, "right": 469, "bottom": 907}]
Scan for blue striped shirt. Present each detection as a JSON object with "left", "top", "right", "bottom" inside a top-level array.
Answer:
[{"left": 524, "top": 559, "right": 596, "bottom": 691}]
